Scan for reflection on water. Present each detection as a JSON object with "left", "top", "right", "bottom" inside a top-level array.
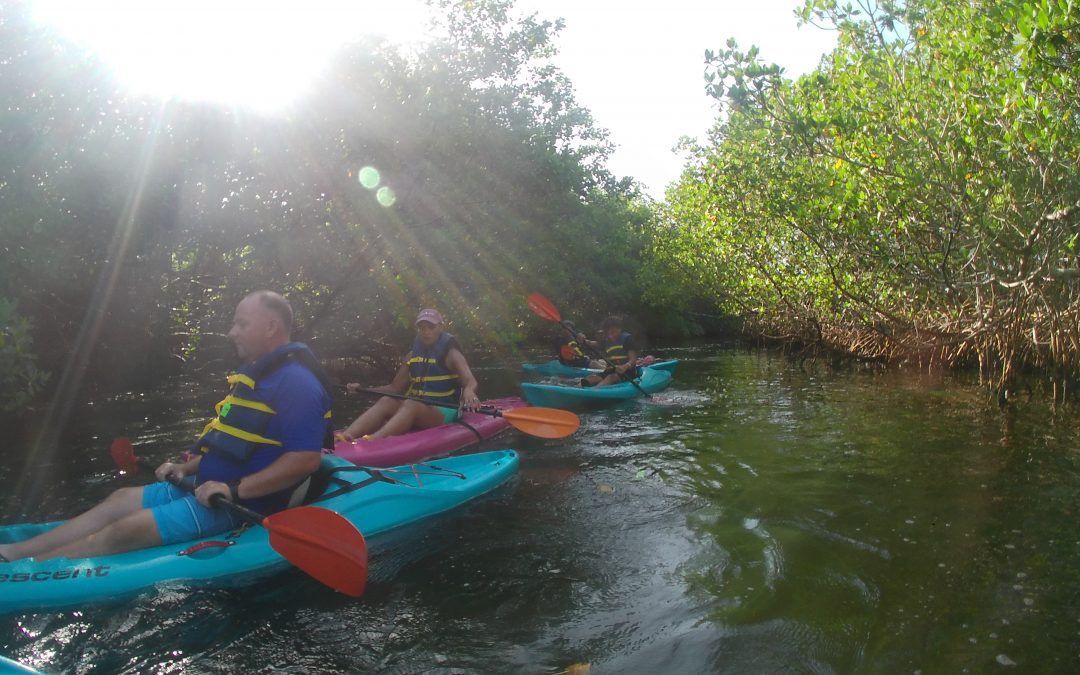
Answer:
[{"left": 3, "top": 346, "right": 1080, "bottom": 673}]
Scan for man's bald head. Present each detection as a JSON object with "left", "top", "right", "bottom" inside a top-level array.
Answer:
[{"left": 228, "top": 291, "right": 293, "bottom": 362}]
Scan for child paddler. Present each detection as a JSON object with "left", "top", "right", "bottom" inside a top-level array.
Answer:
[{"left": 579, "top": 315, "right": 640, "bottom": 388}]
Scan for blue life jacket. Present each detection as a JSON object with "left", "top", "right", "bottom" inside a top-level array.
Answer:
[
  {"left": 191, "top": 342, "right": 333, "bottom": 464},
  {"left": 405, "top": 332, "right": 461, "bottom": 405},
  {"left": 603, "top": 332, "right": 634, "bottom": 366}
]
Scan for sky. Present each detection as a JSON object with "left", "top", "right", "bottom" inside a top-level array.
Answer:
[
  {"left": 510, "top": 0, "right": 838, "bottom": 198},
  {"left": 30, "top": 0, "right": 838, "bottom": 201}
]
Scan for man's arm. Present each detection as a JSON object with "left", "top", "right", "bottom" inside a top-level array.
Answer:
[{"left": 196, "top": 450, "right": 321, "bottom": 506}]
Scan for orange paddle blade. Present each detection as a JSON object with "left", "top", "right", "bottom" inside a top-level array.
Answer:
[
  {"left": 526, "top": 292, "right": 562, "bottom": 323},
  {"left": 264, "top": 506, "right": 369, "bottom": 597},
  {"left": 502, "top": 406, "right": 580, "bottom": 439},
  {"left": 110, "top": 437, "right": 139, "bottom": 473}
]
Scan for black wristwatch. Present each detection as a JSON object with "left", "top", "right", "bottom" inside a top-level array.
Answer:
[{"left": 228, "top": 480, "right": 241, "bottom": 502}]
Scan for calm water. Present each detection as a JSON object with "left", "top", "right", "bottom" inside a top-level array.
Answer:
[{"left": 3, "top": 345, "right": 1079, "bottom": 673}]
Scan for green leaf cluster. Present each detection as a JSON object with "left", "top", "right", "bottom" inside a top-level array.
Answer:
[
  {"left": 657, "top": 0, "right": 1079, "bottom": 395},
  {"left": 0, "top": 298, "right": 49, "bottom": 413}
]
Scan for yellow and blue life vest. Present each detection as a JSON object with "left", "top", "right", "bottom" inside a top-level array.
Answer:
[
  {"left": 603, "top": 332, "right": 634, "bottom": 366},
  {"left": 191, "top": 342, "right": 333, "bottom": 464},
  {"left": 405, "top": 332, "right": 460, "bottom": 405}
]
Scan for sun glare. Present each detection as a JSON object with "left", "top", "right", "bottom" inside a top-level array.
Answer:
[{"left": 31, "top": 0, "right": 432, "bottom": 111}]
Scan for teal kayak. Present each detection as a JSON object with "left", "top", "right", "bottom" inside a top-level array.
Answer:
[
  {"left": 0, "top": 450, "right": 518, "bottom": 614},
  {"left": 520, "top": 365, "right": 672, "bottom": 409},
  {"left": 0, "top": 655, "right": 42, "bottom": 674},
  {"left": 522, "top": 358, "right": 679, "bottom": 378}
]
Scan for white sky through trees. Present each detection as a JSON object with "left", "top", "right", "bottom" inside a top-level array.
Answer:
[
  {"left": 30, "top": 0, "right": 836, "bottom": 199},
  {"left": 512, "top": 0, "right": 838, "bottom": 198}
]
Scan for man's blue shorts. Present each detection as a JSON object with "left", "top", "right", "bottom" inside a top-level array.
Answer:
[{"left": 143, "top": 481, "right": 243, "bottom": 545}]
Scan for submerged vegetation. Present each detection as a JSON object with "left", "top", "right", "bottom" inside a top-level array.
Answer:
[{"left": 1, "top": 0, "right": 1077, "bottom": 418}]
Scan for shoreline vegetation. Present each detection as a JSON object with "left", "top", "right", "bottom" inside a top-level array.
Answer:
[{"left": 2, "top": 0, "right": 1076, "bottom": 419}]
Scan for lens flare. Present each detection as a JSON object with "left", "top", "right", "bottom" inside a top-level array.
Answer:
[
  {"left": 358, "top": 166, "right": 381, "bottom": 189},
  {"left": 376, "top": 187, "right": 397, "bottom": 207}
]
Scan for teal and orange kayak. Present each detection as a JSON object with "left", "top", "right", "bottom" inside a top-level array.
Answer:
[
  {"left": 522, "top": 357, "right": 679, "bottom": 379},
  {"left": 0, "top": 654, "right": 43, "bottom": 674},
  {"left": 0, "top": 450, "right": 518, "bottom": 614},
  {"left": 520, "top": 365, "right": 672, "bottom": 409}
]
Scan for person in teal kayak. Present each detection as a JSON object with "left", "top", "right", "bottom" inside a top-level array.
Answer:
[
  {"left": 578, "top": 315, "right": 640, "bottom": 387},
  {"left": 340, "top": 308, "right": 481, "bottom": 441},
  {"left": 556, "top": 320, "right": 601, "bottom": 369},
  {"left": 0, "top": 291, "right": 332, "bottom": 563}
]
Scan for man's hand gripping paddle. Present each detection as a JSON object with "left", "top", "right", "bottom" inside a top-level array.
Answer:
[{"left": 109, "top": 438, "right": 368, "bottom": 597}]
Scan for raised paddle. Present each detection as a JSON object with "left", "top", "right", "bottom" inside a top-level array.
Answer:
[
  {"left": 109, "top": 437, "right": 368, "bottom": 597},
  {"left": 347, "top": 388, "right": 580, "bottom": 439},
  {"left": 526, "top": 292, "right": 653, "bottom": 398}
]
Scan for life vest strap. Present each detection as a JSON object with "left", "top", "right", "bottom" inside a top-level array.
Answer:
[
  {"left": 215, "top": 394, "right": 276, "bottom": 416},
  {"left": 226, "top": 373, "right": 257, "bottom": 389},
  {"left": 202, "top": 418, "right": 283, "bottom": 447},
  {"left": 410, "top": 373, "right": 458, "bottom": 383}
]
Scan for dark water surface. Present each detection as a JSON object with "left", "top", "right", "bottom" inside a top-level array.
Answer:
[{"left": 3, "top": 345, "right": 1080, "bottom": 673}]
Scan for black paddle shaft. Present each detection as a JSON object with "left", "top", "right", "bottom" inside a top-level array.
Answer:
[{"left": 349, "top": 387, "right": 509, "bottom": 417}]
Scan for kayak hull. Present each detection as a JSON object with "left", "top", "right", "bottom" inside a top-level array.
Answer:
[
  {"left": 331, "top": 397, "right": 525, "bottom": 466},
  {"left": 520, "top": 366, "right": 672, "bottom": 409},
  {"left": 522, "top": 358, "right": 679, "bottom": 378},
  {"left": 0, "top": 655, "right": 42, "bottom": 674},
  {"left": 0, "top": 450, "right": 519, "bottom": 614}
]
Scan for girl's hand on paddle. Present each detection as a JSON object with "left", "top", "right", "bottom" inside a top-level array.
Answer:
[
  {"left": 345, "top": 382, "right": 362, "bottom": 395},
  {"left": 460, "top": 387, "right": 481, "bottom": 409},
  {"left": 155, "top": 462, "right": 185, "bottom": 482}
]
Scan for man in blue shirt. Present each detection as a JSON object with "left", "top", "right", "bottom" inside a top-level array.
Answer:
[{"left": 0, "top": 291, "right": 330, "bottom": 562}]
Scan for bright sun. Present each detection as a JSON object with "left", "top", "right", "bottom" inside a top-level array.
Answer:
[{"left": 31, "top": 0, "right": 432, "bottom": 111}]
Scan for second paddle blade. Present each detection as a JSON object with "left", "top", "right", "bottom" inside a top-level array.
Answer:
[
  {"left": 109, "top": 437, "right": 139, "bottom": 473},
  {"left": 265, "top": 506, "right": 369, "bottom": 597},
  {"left": 526, "top": 292, "right": 562, "bottom": 323},
  {"left": 503, "top": 406, "right": 581, "bottom": 439}
]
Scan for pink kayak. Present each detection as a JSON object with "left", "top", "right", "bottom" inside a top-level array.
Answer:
[{"left": 330, "top": 397, "right": 527, "bottom": 466}]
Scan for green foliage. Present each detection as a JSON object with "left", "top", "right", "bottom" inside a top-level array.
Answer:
[
  {"left": 0, "top": 298, "right": 49, "bottom": 413},
  {"left": 659, "top": 0, "right": 1080, "bottom": 393},
  {"left": 0, "top": 0, "right": 662, "bottom": 411}
]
